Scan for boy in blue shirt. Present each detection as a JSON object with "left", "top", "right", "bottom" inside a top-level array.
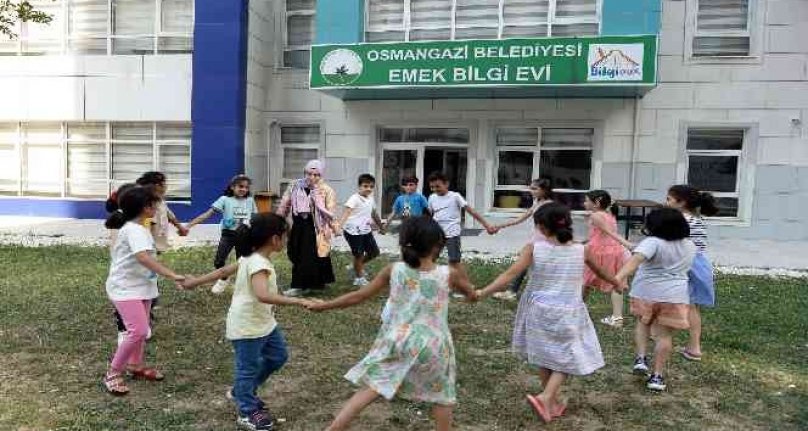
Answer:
[{"left": 386, "top": 176, "right": 429, "bottom": 227}]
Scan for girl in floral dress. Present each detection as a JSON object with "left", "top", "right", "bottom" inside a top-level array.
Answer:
[{"left": 309, "top": 216, "right": 476, "bottom": 431}]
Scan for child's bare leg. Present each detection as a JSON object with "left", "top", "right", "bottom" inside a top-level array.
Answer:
[
  {"left": 432, "top": 404, "right": 453, "bottom": 431},
  {"left": 536, "top": 371, "right": 567, "bottom": 411},
  {"left": 353, "top": 255, "right": 365, "bottom": 278},
  {"left": 610, "top": 292, "right": 624, "bottom": 318},
  {"left": 686, "top": 305, "right": 702, "bottom": 355},
  {"left": 652, "top": 324, "right": 673, "bottom": 375},
  {"left": 326, "top": 387, "right": 380, "bottom": 431},
  {"left": 635, "top": 321, "right": 650, "bottom": 357},
  {"left": 538, "top": 368, "right": 551, "bottom": 388}
]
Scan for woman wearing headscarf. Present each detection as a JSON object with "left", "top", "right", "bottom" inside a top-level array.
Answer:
[{"left": 277, "top": 160, "right": 337, "bottom": 296}]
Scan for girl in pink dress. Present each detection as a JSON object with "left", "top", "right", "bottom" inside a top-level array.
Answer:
[{"left": 583, "top": 190, "right": 631, "bottom": 328}]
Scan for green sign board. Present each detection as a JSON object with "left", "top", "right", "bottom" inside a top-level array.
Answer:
[{"left": 310, "top": 35, "right": 657, "bottom": 90}]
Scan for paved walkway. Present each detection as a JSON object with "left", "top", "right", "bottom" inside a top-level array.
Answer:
[{"left": 1, "top": 216, "right": 806, "bottom": 275}]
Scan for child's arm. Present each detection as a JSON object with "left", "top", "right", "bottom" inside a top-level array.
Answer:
[
  {"left": 335, "top": 206, "right": 353, "bottom": 235},
  {"left": 449, "top": 267, "right": 477, "bottom": 301},
  {"left": 476, "top": 245, "right": 533, "bottom": 299},
  {"left": 134, "top": 251, "right": 184, "bottom": 281},
  {"left": 591, "top": 212, "right": 634, "bottom": 250},
  {"left": 308, "top": 264, "right": 393, "bottom": 311},
  {"left": 614, "top": 254, "right": 645, "bottom": 285},
  {"left": 165, "top": 206, "right": 188, "bottom": 236},
  {"left": 496, "top": 206, "right": 535, "bottom": 231},
  {"left": 464, "top": 205, "right": 495, "bottom": 234},
  {"left": 186, "top": 208, "right": 216, "bottom": 229},
  {"left": 179, "top": 263, "right": 239, "bottom": 290},
  {"left": 584, "top": 245, "right": 626, "bottom": 292},
  {"left": 251, "top": 271, "right": 313, "bottom": 307},
  {"left": 372, "top": 209, "right": 386, "bottom": 234}
]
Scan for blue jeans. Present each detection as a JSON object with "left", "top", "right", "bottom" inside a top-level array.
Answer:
[{"left": 232, "top": 328, "right": 289, "bottom": 416}]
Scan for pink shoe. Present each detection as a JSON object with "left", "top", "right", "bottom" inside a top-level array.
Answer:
[{"left": 526, "top": 394, "right": 552, "bottom": 423}]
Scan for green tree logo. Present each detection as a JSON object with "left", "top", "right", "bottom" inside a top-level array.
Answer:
[{"left": 319, "top": 49, "right": 363, "bottom": 86}]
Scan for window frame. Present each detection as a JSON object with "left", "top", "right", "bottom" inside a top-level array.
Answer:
[
  {"left": 685, "top": 0, "right": 762, "bottom": 63},
  {"left": 684, "top": 128, "right": 744, "bottom": 219},
  {"left": 493, "top": 125, "right": 596, "bottom": 212},
  {"left": 677, "top": 123, "right": 757, "bottom": 224},
  {"left": 365, "top": 0, "right": 601, "bottom": 43},
  {"left": 272, "top": 123, "right": 324, "bottom": 194},
  {"left": 0, "top": 121, "right": 192, "bottom": 201},
  {"left": 1, "top": 0, "right": 194, "bottom": 56},
  {"left": 283, "top": 0, "right": 317, "bottom": 69}
]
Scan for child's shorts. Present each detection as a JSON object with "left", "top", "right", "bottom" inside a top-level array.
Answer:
[
  {"left": 344, "top": 232, "right": 380, "bottom": 259},
  {"left": 630, "top": 298, "right": 690, "bottom": 330},
  {"left": 688, "top": 252, "right": 716, "bottom": 307},
  {"left": 445, "top": 236, "right": 461, "bottom": 263}
]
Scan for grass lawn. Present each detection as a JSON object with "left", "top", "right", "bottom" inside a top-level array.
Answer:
[{"left": 0, "top": 245, "right": 806, "bottom": 431}]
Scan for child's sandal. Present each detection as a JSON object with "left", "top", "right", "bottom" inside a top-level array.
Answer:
[
  {"left": 104, "top": 373, "right": 129, "bottom": 396},
  {"left": 129, "top": 367, "right": 165, "bottom": 381}
]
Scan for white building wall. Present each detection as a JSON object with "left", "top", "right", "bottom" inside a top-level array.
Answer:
[
  {"left": 0, "top": 55, "right": 192, "bottom": 122},
  {"left": 245, "top": 0, "right": 279, "bottom": 192},
  {"left": 252, "top": 0, "right": 808, "bottom": 240}
]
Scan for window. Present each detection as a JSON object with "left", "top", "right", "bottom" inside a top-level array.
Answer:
[
  {"left": 278, "top": 125, "right": 321, "bottom": 193},
  {"left": 0, "top": 125, "right": 20, "bottom": 194},
  {"left": 366, "top": 0, "right": 600, "bottom": 42},
  {"left": 693, "top": 0, "right": 750, "bottom": 56},
  {"left": 0, "top": 0, "right": 193, "bottom": 56},
  {"left": 0, "top": 122, "right": 191, "bottom": 200},
  {"left": 285, "top": 0, "right": 316, "bottom": 68},
  {"left": 495, "top": 127, "right": 592, "bottom": 210},
  {"left": 686, "top": 129, "right": 743, "bottom": 217}
]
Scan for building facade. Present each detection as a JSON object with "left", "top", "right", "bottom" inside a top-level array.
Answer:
[{"left": 2, "top": 0, "right": 807, "bottom": 241}]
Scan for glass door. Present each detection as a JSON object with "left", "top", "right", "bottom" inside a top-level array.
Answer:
[{"left": 381, "top": 149, "right": 417, "bottom": 218}]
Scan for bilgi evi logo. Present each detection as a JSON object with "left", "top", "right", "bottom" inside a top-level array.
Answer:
[
  {"left": 587, "top": 44, "right": 644, "bottom": 81},
  {"left": 319, "top": 48, "right": 363, "bottom": 86}
]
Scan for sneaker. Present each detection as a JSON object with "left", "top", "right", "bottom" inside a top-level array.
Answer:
[
  {"left": 345, "top": 264, "right": 356, "bottom": 279},
  {"left": 633, "top": 355, "right": 650, "bottom": 375},
  {"left": 600, "top": 315, "right": 624, "bottom": 328},
  {"left": 646, "top": 374, "right": 667, "bottom": 391},
  {"left": 211, "top": 279, "right": 229, "bottom": 294},
  {"left": 284, "top": 288, "right": 305, "bottom": 297},
  {"left": 237, "top": 410, "right": 275, "bottom": 431},
  {"left": 451, "top": 292, "right": 466, "bottom": 299},
  {"left": 492, "top": 291, "right": 517, "bottom": 301},
  {"left": 353, "top": 277, "right": 369, "bottom": 287}
]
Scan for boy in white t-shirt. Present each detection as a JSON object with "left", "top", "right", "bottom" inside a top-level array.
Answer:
[
  {"left": 427, "top": 172, "right": 495, "bottom": 273},
  {"left": 337, "top": 174, "right": 386, "bottom": 287}
]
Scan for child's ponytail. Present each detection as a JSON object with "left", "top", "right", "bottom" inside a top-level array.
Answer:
[
  {"left": 105, "top": 187, "right": 159, "bottom": 229},
  {"left": 668, "top": 184, "right": 719, "bottom": 216},
  {"left": 698, "top": 191, "right": 719, "bottom": 217},
  {"left": 534, "top": 202, "right": 574, "bottom": 244},
  {"left": 104, "top": 183, "right": 138, "bottom": 229},
  {"left": 235, "top": 213, "right": 288, "bottom": 257}
]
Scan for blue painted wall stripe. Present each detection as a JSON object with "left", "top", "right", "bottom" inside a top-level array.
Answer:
[
  {"left": 190, "top": 0, "right": 250, "bottom": 223},
  {"left": 315, "top": 0, "right": 364, "bottom": 44},
  {"left": 601, "top": 0, "right": 661, "bottom": 36}
]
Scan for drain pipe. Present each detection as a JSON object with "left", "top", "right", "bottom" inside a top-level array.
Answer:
[{"left": 628, "top": 95, "right": 641, "bottom": 199}]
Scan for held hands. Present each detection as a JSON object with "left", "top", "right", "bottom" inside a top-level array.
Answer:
[
  {"left": 485, "top": 225, "right": 499, "bottom": 235},
  {"left": 304, "top": 299, "right": 331, "bottom": 312},
  {"left": 177, "top": 225, "right": 190, "bottom": 236},
  {"left": 175, "top": 275, "right": 195, "bottom": 290}
]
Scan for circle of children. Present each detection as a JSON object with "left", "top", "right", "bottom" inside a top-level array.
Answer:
[{"left": 102, "top": 161, "right": 717, "bottom": 431}]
